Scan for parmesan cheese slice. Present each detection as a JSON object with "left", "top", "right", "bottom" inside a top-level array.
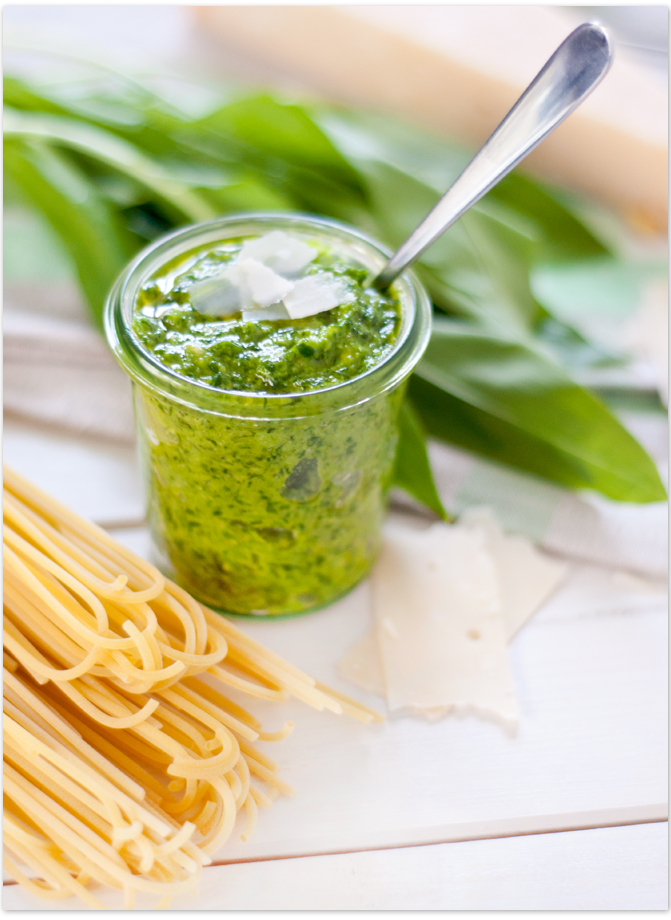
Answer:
[
  {"left": 233, "top": 258, "right": 294, "bottom": 310},
  {"left": 338, "top": 511, "right": 567, "bottom": 724},
  {"left": 189, "top": 233, "right": 354, "bottom": 321},
  {"left": 240, "top": 230, "right": 318, "bottom": 276},
  {"left": 188, "top": 258, "right": 293, "bottom": 317},
  {"left": 241, "top": 303, "right": 291, "bottom": 323},
  {"left": 372, "top": 520, "right": 518, "bottom": 726},
  {"left": 283, "top": 273, "right": 354, "bottom": 319},
  {"left": 188, "top": 272, "right": 242, "bottom": 317},
  {"left": 337, "top": 630, "right": 385, "bottom": 697},
  {"left": 460, "top": 507, "right": 567, "bottom": 638}
]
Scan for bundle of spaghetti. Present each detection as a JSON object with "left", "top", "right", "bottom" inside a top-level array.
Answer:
[
  {"left": 3, "top": 465, "right": 382, "bottom": 716},
  {"left": 2, "top": 657, "right": 292, "bottom": 908},
  {"left": 3, "top": 465, "right": 381, "bottom": 909}
]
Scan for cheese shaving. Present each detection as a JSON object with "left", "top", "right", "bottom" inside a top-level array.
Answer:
[
  {"left": 337, "top": 631, "right": 385, "bottom": 697},
  {"left": 232, "top": 258, "right": 294, "bottom": 310},
  {"left": 241, "top": 303, "right": 291, "bottom": 323},
  {"left": 338, "top": 512, "right": 566, "bottom": 727},
  {"left": 283, "top": 273, "right": 354, "bottom": 319},
  {"left": 460, "top": 507, "right": 567, "bottom": 638},
  {"left": 372, "top": 520, "right": 518, "bottom": 725},
  {"left": 239, "top": 230, "right": 317, "bottom": 276},
  {"left": 188, "top": 272, "right": 241, "bottom": 317},
  {"left": 187, "top": 233, "right": 355, "bottom": 321},
  {"left": 188, "top": 259, "right": 292, "bottom": 317}
]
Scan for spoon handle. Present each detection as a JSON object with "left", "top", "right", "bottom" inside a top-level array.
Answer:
[{"left": 374, "top": 22, "right": 613, "bottom": 290}]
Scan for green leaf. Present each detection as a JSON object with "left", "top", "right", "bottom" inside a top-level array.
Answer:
[
  {"left": 4, "top": 76, "right": 75, "bottom": 118},
  {"left": 200, "top": 94, "right": 362, "bottom": 185},
  {"left": 191, "top": 95, "right": 366, "bottom": 218},
  {"left": 3, "top": 70, "right": 176, "bottom": 130},
  {"left": 315, "top": 106, "right": 471, "bottom": 194},
  {"left": 533, "top": 307, "right": 622, "bottom": 373},
  {"left": 488, "top": 172, "right": 611, "bottom": 263},
  {"left": 199, "top": 175, "right": 296, "bottom": 214},
  {"left": 4, "top": 204, "right": 77, "bottom": 285},
  {"left": 392, "top": 399, "right": 450, "bottom": 520},
  {"left": 358, "top": 159, "right": 538, "bottom": 334},
  {"left": 409, "top": 318, "right": 667, "bottom": 503},
  {"left": 430, "top": 207, "right": 538, "bottom": 332},
  {"left": 319, "top": 106, "right": 611, "bottom": 263},
  {"left": 4, "top": 139, "right": 130, "bottom": 328},
  {"left": 4, "top": 107, "right": 216, "bottom": 223},
  {"left": 531, "top": 256, "right": 657, "bottom": 330}
]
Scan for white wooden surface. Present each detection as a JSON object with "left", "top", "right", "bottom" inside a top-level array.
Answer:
[
  {"left": 4, "top": 823, "right": 667, "bottom": 911},
  {"left": 4, "top": 419, "right": 143, "bottom": 527},
  {"left": 3, "top": 419, "right": 668, "bottom": 910}
]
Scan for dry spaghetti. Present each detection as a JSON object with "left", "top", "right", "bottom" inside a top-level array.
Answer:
[{"left": 2, "top": 465, "right": 381, "bottom": 909}]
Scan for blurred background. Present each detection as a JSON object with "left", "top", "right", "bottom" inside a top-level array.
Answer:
[{"left": 3, "top": 5, "right": 668, "bottom": 81}]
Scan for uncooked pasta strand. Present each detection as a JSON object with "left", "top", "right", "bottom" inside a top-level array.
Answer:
[{"left": 3, "top": 464, "right": 381, "bottom": 910}]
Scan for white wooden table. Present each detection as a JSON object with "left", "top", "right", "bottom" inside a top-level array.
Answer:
[{"left": 3, "top": 418, "right": 668, "bottom": 911}]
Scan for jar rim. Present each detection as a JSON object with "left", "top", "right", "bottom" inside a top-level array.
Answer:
[{"left": 105, "top": 212, "right": 432, "bottom": 418}]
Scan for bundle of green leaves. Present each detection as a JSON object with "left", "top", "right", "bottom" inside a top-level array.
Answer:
[{"left": 4, "top": 58, "right": 666, "bottom": 513}]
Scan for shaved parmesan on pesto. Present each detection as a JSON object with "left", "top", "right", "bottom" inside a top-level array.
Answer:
[
  {"left": 240, "top": 230, "right": 317, "bottom": 276},
  {"left": 133, "top": 231, "right": 401, "bottom": 393},
  {"left": 283, "top": 273, "right": 354, "bottom": 320}
]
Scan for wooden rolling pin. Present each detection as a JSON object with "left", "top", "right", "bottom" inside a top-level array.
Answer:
[{"left": 195, "top": 5, "right": 668, "bottom": 233}]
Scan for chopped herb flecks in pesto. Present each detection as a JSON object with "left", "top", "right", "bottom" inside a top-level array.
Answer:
[
  {"left": 133, "top": 236, "right": 401, "bottom": 393},
  {"left": 138, "top": 384, "right": 404, "bottom": 615},
  {"left": 129, "top": 228, "right": 408, "bottom": 616}
]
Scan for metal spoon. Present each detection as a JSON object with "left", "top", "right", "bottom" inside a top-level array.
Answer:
[{"left": 373, "top": 22, "right": 613, "bottom": 290}]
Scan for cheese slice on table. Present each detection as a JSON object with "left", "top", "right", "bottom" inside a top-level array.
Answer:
[
  {"left": 338, "top": 512, "right": 567, "bottom": 724},
  {"left": 196, "top": 5, "right": 668, "bottom": 232},
  {"left": 371, "top": 520, "right": 518, "bottom": 726},
  {"left": 460, "top": 508, "right": 567, "bottom": 639},
  {"left": 338, "top": 630, "right": 386, "bottom": 698}
]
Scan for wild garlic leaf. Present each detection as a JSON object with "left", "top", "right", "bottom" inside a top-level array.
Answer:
[
  {"left": 488, "top": 172, "right": 611, "bottom": 263},
  {"left": 392, "top": 399, "right": 450, "bottom": 521},
  {"left": 360, "top": 159, "right": 539, "bottom": 335},
  {"left": 201, "top": 95, "right": 362, "bottom": 186},
  {"left": 4, "top": 108, "right": 215, "bottom": 223},
  {"left": 191, "top": 96, "right": 366, "bottom": 219},
  {"left": 318, "top": 105, "right": 610, "bottom": 263},
  {"left": 197, "top": 176, "right": 295, "bottom": 215},
  {"left": 410, "top": 318, "right": 667, "bottom": 503},
  {"left": 4, "top": 138, "right": 130, "bottom": 328}
]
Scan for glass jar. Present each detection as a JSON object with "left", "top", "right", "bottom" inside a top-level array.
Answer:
[{"left": 105, "top": 213, "right": 431, "bottom": 616}]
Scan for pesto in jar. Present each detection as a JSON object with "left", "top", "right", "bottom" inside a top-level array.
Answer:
[
  {"left": 133, "top": 235, "right": 401, "bottom": 393},
  {"left": 127, "top": 226, "right": 408, "bottom": 616}
]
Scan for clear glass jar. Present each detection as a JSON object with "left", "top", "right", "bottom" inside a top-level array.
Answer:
[{"left": 105, "top": 213, "right": 431, "bottom": 616}]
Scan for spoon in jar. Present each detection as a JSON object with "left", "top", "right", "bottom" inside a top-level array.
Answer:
[{"left": 373, "top": 22, "right": 613, "bottom": 291}]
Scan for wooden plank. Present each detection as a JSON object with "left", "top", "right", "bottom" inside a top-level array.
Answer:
[
  {"left": 3, "top": 419, "right": 144, "bottom": 527},
  {"left": 4, "top": 822, "right": 667, "bottom": 910}
]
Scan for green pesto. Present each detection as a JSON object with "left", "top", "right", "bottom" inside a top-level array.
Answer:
[
  {"left": 135, "top": 384, "right": 404, "bottom": 615},
  {"left": 130, "top": 234, "right": 405, "bottom": 616},
  {"left": 132, "top": 241, "right": 401, "bottom": 393}
]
